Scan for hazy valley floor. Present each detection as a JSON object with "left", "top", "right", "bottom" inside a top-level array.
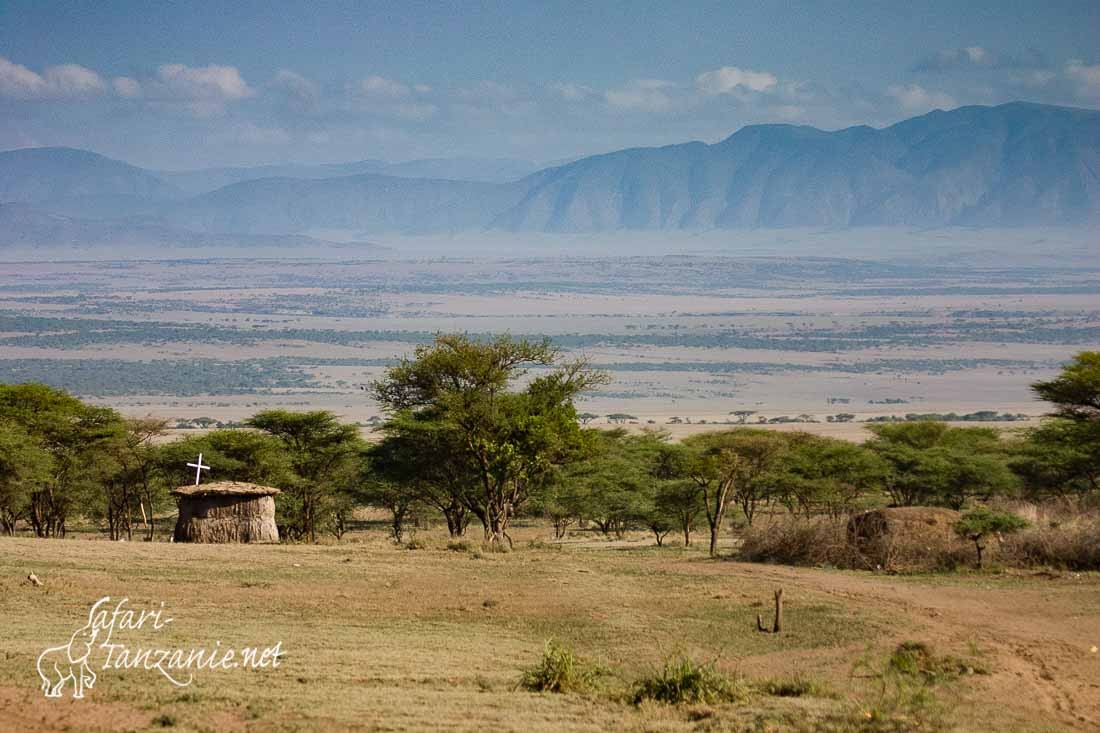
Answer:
[{"left": 2, "top": 253, "right": 1096, "bottom": 429}]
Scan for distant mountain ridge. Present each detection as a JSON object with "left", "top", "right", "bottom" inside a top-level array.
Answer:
[
  {"left": 499, "top": 102, "right": 1099, "bottom": 231},
  {"left": 0, "top": 102, "right": 1096, "bottom": 247}
]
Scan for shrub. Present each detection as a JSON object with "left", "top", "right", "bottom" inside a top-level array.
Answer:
[
  {"left": 759, "top": 675, "right": 832, "bottom": 698},
  {"left": 519, "top": 640, "right": 599, "bottom": 694},
  {"left": 446, "top": 540, "right": 471, "bottom": 552},
  {"left": 739, "top": 516, "right": 852, "bottom": 566},
  {"left": 1000, "top": 520, "right": 1100, "bottom": 570},
  {"left": 740, "top": 514, "right": 971, "bottom": 573},
  {"left": 631, "top": 657, "right": 748, "bottom": 705},
  {"left": 886, "top": 641, "right": 986, "bottom": 683},
  {"left": 404, "top": 538, "right": 427, "bottom": 550}
]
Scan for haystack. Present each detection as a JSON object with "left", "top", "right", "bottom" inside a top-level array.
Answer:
[
  {"left": 171, "top": 481, "right": 280, "bottom": 543},
  {"left": 847, "top": 506, "right": 960, "bottom": 547}
]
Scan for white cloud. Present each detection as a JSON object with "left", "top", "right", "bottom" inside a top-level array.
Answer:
[
  {"left": 270, "top": 69, "right": 320, "bottom": 106},
  {"left": 549, "top": 82, "right": 595, "bottom": 101},
  {"left": 1066, "top": 59, "right": 1100, "bottom": 97},
  {"left": 157, "top": 63, "right": 253, "bottom": 101},
  {"left": 965, "top": 46, "right": 989, "bottom": 64},
  {"left": 695, "top": 66, "right": 777, "bottom": 95},
  {"left": 112, "top": 76, "right": 142, "bottom": 98},
  {"left": 359, "top": 75, "right": 410, "bottom": 98},
  {"left": 413, "top": 83, "right": 432, "bottom": 94},
  {"left": 0, "top": 56, "right": 106, "bottom": 99},
  {"left": 887, "top": 84, "right": 957, "bottom": 113},
  {"left": 44, "top": 64, "right": 106, "bottom": 96},
  {"left": 605, "top": 79, "right": 676, "bottom": 112}
]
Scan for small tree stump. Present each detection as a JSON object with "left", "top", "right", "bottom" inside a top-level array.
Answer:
[{"left": 757, "top": 588, "right": 783, "bottom": 633}]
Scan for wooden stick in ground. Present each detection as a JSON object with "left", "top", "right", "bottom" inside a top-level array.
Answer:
[{"left": 756, "top": 587, "right": 783, "bottom": 633}]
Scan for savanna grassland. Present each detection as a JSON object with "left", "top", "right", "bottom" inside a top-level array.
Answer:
[{"left": 2, "top": 525, "right": 1099, "bottom": 733}]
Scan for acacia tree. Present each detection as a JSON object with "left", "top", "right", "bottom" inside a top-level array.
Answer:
[
  {"left": 954, "top": 508, "right": 1028, "bottom": 567},
  {"left": 867, "top": 422, "right": 1018, "bottom": 508},
  {"left": 98, "top": 417, "right": 169, "bottom": 541},
  {"left": 652, "top": 444, "right": 702, "bottom": 546},
  {"left": 0, "top": 423, "right": 51, "bottom": 535},
  {"left": 157, "top": 429, "right": 290, "bottom": 487},
  {"left": 371, "top": 334, "right": 606, "bottom": 546},
  {"left": 675, "top": 429, "right": 791, "bottom": 556},
  {"left": 247, "top": 410, "right": 364, "bottom": 542},
  {"left": 366, "top": 422, "right": 474, "bottom": 538},
  {"left": 1015, "top": 352, "right": 1100, "bottom": 501},
  {"left": 775, "top": 434, "right": 885, "bottom": 516},
  {"left": 0, "top": 384, "right": 123, "bottom": 537}
]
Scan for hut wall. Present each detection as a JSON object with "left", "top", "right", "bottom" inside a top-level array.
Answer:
[{"left": 174, "top": 494, "right": 279, "bottom": 543}]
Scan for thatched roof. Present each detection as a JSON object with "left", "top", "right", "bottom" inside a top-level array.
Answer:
[{"left": 171, "top": 481, "right": 282, "bottom": 498}]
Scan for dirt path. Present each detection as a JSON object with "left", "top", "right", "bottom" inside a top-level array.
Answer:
[{"left": 676, "top": 561, "right": 1100, "bottom": 730}]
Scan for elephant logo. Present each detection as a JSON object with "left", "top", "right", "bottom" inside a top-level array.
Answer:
[{"left": 37, "top": 598, "right": 108, "bottom": 699}]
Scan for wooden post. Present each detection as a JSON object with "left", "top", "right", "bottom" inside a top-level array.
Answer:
[{"left": 757, "top": 588, "right": 783, "bottom": 633}]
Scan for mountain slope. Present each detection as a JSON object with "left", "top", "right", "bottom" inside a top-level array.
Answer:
[
  {"left": 0, "top": 147, "right": 183, "bottom": 218},
  {"left": 159, "top": 157, "right": 540, "bottom": 195},
  {"left": 166, "top": 173, "right": 530, "bottom": 235},
  {"left": 2, "top": 102, "right": 1097, "bottom": 240},
  {"left": 496, "top": 102, "right": 1100, "bottom": 231}
]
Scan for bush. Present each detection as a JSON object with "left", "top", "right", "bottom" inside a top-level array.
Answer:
[
  {"left": 519, "top": 640, "right": 599, "bottom": 694},
  {"left": 759, "top": 675, "right": 832, "bottom": 698},
  {"left": 631, "top": 657, "right": 747, "bottom": 705},
  {"left": 886, "top": 641, "right": 986, "bottom": 683},
  {"left": 446, "top": 540, "right": 471, "bottom": 552},
  {"left": 1000, "top": 520, "right": 1100, "bottom": 570},
  {"left": 739, "top": 516, "right": 852, "bottom": 566},
  {"left": 740, "top": 515, "right": 972, "bottom": 573},
  {"left": 404, "top": 538, "right": 427, "bottom": 550}
]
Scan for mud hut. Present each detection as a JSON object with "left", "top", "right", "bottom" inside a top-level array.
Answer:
[
  {"left": 847, "top": 506, "right": 960, "bottom": 547},
  {"left": 171, "top": 481, "right": 280, "bottom": 543}
]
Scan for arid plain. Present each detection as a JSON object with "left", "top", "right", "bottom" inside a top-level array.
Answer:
[{"left": 0, "top": 252, "right": 1095, "bottom": 438}]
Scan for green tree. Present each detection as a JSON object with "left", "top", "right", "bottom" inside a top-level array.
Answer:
[
  {"left": 0, "top": 384, "right": 123, "bottom": 537},
  {"left": 866, "top": 422, "right": 1019, "bottom": 509},
  {"left": 954, "top": 508, "right": 1029, "bottom": 567},
  {"left": 371, "top": 334, "right": 606, "bottom": 546},
  {"left": 97, "top": 417, "right": 169, "bottom": 541},
  {"left": 367, "top": 417, "right": 476, "bottom": 537},
  {"left": 679, "top": 429, "right": 791, "bottom": 556},
  {"left": 776, "top": 434, "right": 885, "bottom": 516},
  {"left": 652, "top": 444, "right": 703, "bottom": 546},
  {"left": 246, "top": 411, "right": 364, "bottom": 542},
  {"left": 1016, "top": 352, "right": 1100, "bottom": 500},
  {"left": 558, "top": 430, "right": 657, "bottom": 538},
  {"left": 0, "top": 423, "right": 51, "bottom": 535}
]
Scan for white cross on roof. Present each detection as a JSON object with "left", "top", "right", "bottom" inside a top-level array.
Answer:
[{"left": 186, "top": 453, "right": 210, "bottom": 486}]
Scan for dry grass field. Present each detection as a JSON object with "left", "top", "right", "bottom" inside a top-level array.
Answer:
[{"left": 2, "top": 527, "right": 1098, "bottom": 732}]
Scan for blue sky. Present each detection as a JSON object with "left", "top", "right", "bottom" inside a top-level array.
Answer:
[{"left": 1, "top": 0, "right": 1097, "bottom": 169}]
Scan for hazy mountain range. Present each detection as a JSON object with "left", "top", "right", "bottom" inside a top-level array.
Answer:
[{"left": 0, "top": 102, "right": 1096, "bottom": 249}]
